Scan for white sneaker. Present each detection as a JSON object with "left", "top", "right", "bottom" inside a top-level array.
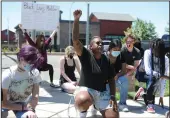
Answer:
[
  {"left": 91, "top": 105, "right": 98, "bottom": 116},
  {"left": 119, "top": 104, "right": 129, "bottom": 112}
]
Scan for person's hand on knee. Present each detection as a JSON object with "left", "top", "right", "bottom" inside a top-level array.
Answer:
[
  {"left": 71, "top": 81, "right": 77, "bottom": 86},
  {"left": 22, "top": 111, "right": 37, "bottom": 118}
]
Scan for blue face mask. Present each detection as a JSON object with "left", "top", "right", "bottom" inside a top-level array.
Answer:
[
  {"left": 23, "top": 64, "right": 32, "bottom": 72},
  {"left": 111, "top": 51, "right": 120, "bottom": 57}
]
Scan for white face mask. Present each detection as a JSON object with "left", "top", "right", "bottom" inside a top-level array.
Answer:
[{"left": 111, "top": 51, "right": 120, "bottom": 57}]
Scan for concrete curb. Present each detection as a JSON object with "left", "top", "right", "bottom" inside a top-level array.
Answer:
[{"left": 2, "top": 52, "right": 65, "bottom": 55}]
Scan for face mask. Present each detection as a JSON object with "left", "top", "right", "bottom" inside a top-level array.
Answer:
[
  {"left": 23, "top": 64, "right": 32, "bottom": 72},
  {"left": 69, "top": 55, "right": 73, "bottom": 59},
  {"left": 111, "top": 51, "right": 120, "bottom": 57}
]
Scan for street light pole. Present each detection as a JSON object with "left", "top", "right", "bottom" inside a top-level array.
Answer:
[
  {"left": 7, "top": 17, "right": 10, "bottom": 50},
  {"left": 86, "top": 3, "right": 90, "bottom": 47},
  {"left": 68, "top": 2, "right": 74, "bottom": 46}
]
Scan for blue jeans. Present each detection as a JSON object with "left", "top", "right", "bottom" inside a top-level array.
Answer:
[
  {"left": 116, "top": 76, "right": 128, "bottom": 105},
  {"left": 2, "top": 108, "right": 29, "bottom": 118}
]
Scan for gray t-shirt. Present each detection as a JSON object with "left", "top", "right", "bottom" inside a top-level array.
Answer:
[{"left": 2, "top": 65, "right": 42, "bottom": 103}]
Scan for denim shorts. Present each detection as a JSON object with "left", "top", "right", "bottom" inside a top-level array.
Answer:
[
  {"left": 74, "top": 86, "right": 112, "bottom": 111},
  {"left": 2, "top": 102, "right": 34, "bottom": 118}
]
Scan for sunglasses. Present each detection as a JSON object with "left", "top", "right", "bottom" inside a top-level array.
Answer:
[{"left": 96, "top": 41, "right": 104, "bottom": 45}]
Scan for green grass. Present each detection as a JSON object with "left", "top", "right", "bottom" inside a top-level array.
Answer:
[{"left": 116, "top": 79, "right": 169, "bottom": 101}]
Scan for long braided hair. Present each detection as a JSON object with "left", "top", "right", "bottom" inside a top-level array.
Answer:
[{"left": 150, "top": 38, "right": 165, "bottom": 76}]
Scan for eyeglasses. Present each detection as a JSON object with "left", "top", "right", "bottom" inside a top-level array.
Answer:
[{"left": 126, "top": 41, "right": 134, "bottom": 44}]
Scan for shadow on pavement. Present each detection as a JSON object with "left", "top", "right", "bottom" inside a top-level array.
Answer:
[
  {"left": 38, "top": 81, "right": 74, "bottom": 104},
  {"left": 130, "top": 99, "right": 168, "bottom": 116},
  {"left": 87, "top": 115, "right": 102, "bottom": 118}
]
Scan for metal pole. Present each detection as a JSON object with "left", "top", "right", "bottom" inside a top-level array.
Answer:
[
  {"left": 69, "top": 2, "right": 74, "bottom": 46},
  {"left": 86, "top": 3, "right": 90, "bottom": 46},
  {"left": 7, "top": 17, "right": 9, "bottom": 50},
  {"left": 33, "top": 1, "right": 36, "bottom": 42},
  {"left": 17, "top": 31, "right": 19, "bottom": 49}
]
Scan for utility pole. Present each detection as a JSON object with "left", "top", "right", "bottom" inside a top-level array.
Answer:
[
  {"left": 86, "top": 3, "right": 90, "bottom": 47},
  {"left": 68, "top": 2, "right": 74, "bottom": 46},
  {"left": 7, "top": 17, "right": 10, "bottom": 50}
]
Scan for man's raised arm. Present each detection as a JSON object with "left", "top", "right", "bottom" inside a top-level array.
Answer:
[{"left": 72, "top": 10, "right": 83, "bottom": 56}]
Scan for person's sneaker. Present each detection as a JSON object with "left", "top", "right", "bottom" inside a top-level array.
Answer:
[
  {"left": 119, "top": 104, "right": 129, "bottom": 112},
  {"left": 147, "top": 104, "right": 155, "bottom": 113},
  {"left": 134, "top": 87, "right": 144, "bottom": 100},
  {"left": 50, "top": 83, "right": 59, "bottom": 88}
]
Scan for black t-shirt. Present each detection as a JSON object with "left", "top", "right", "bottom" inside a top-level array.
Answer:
[
  {"left": 105, "top": 52, "right": 125, "bottom": 74},
  {"left": 78, "top": 47, "right": 115, "bottom": 92},
  {"left": 139, "top": 48, "right": 144, "bottom": 58},
  {"left": 121, "top": 46, "right": 141, "bottom": 65}
]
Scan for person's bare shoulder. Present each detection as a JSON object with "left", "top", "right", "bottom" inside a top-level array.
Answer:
[{"left": 60, "top": 56, "right": 65, "bottom": 62}]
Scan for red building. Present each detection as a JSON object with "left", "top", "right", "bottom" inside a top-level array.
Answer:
[
  {"left": 1, "top": 29, "right": 15, "bottom": 42},
  {"left": 1, "top": 29, "right": 17, "bottom": 49},
  {"left": 90, "top": 12, "right": 134, "bottom": 40}
]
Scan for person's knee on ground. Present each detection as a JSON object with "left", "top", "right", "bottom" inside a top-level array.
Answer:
[
  {"left": 61, "top": 83, "right": 76, "bottom": 94},
  {"left": 74, "top": 91, "right": 93, "bottom": 112},
  {"left": 64, "top": 88, "right": 75, "bottom": 94},
  {"left": 100, "top": 108, "right": 119, "bottom": 118}
]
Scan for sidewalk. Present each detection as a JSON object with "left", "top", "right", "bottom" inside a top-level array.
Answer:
[
  {"left": 7, "top": 80, "right": 169, "bottom": 118},
  {"left": 2, "top": 52, "right": 65, "bottom": 55}
]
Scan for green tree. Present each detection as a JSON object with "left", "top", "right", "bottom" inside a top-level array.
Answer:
[
  {"left": 132, "top": 18, "right": 157, "bottom": 40},
  {"left": 122, "top": 18, "right": 157, "bottom": 43}
]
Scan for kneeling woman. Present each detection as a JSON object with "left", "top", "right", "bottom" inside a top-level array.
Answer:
[
  {"left": 105, "top": 39, "right": 129, "bottom": 112},
  {"left": 2, "top": 45, "right": 42, "bottom": 118},
  {"left": 60, "top": 46, "right": 81, "bottom": 94}
]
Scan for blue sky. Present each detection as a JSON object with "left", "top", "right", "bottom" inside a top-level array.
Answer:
[{"left": 2, "top": 2, "right": 169, "bottom": 37}]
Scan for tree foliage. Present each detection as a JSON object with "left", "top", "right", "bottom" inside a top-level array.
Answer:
[{"left": 121, "top": 18, "right": 158, "bottom": 43}]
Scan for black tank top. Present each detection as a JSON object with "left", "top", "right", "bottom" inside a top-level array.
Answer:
[{"left": 60, "top": 57, "right": 76, "bottom": 85}]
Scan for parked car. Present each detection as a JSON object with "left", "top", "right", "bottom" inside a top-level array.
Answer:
[
  {"left": 102, "top": 40, "right": 111, "bottom": 52},
  {"left": 84, "top": 40, "right": 111, "bottom": 52},
  {"left": 161, "top": 34, "right": 170, "bottom": 48}
]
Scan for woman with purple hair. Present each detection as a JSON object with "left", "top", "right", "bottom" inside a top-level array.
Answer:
[{"left": 2, "top": 45, "right": 42, "bottom": 118}]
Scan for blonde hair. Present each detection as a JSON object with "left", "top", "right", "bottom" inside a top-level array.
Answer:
[{"left": 65, "top": 46, "right": 75, "bottom": 56}]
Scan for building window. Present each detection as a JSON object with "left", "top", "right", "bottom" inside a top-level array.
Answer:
[
  {"left": 104, "top": 35, "right": 124, "bottom": 41},
  {"left": 71, "top": 33, "right": 92, "bottom": 45},
  {"left": 45, "top": 32, "right": 50, "bottom": 36},
  {"left": 29, "top": 32, "right": 31, "bottom": 37},
  {"left": 36, "top": 31, "right": 41, "bottom": 37}
]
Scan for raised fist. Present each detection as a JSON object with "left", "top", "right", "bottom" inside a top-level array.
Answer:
[
  {"left": 19, "top": 24, "right": 22, "bottom": 29},
  {"left": 73, "top": 10, "right": 82, "bottom": 20}
]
